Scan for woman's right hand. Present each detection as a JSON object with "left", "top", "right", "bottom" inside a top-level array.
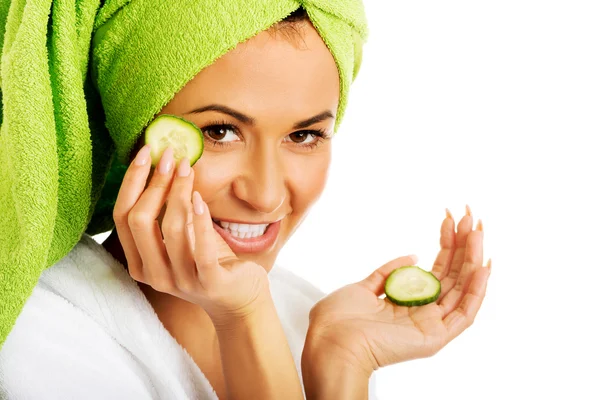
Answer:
[{"left": 112, "top": 144, "right": 271, "bottom": 327}]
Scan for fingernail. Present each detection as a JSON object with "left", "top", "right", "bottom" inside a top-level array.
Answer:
[
  {"left": 158, "top": 148, "right": 174, "bottom": 175},
  {"left": 134, "top": 145, "right": 151, "bottom": 166},
  {"left": 177, "top": 157, "right": 191, "bottom": 177},
  {"left": 192, "top": 191, "right": 204, "bottom": 215},
  {"left": 466, "top": 204, "right": 472, "bottom": 216},
  {"left": 409, "top": 254, "right": 419, "bottom": 264},
  {"left": 476, "top": 219, "right": 483, "bottom": 232},
  {"left": 485, "top": 258, "right": 492, "bottom": 269},
  {"left": 445, "top": 208, "right": 453, "bottom": 220}
]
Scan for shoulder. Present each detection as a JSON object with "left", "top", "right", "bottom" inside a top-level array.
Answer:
[
  {"left": 266, "top": 265, "right": 326, "bottom": 338},
  {"left": 1, "top": 235, "right": 216, "bottom": 399},
  {"left": 267, "top": 265, "right": 327, "bottom": 330},
  {"left": 0, "top": 278, "right": 155, "bottom": 399},
  {"left": 268, "top": 265, "right": 326, "bottom": 306}
]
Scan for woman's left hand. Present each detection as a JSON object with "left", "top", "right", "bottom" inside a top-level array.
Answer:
[{"left": 303, "top": 207, "right": 491, "bottom": 377}]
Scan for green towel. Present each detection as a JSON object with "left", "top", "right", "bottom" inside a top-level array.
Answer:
[{"left": 0, "top": 0, "right": 367, "bottom": 349}]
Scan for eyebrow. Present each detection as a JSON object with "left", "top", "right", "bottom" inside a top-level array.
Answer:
[
  {"left": 186, "top": 104, "right": 334, "bottom": 130},
  {"left": 293, "top": 111, "right": 334, "bottom": 129}
]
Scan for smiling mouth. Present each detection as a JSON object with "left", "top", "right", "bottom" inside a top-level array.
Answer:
[
  {"left": 211, "top": 218, "right": 283, "bottom": 254},
  {"left": 212, "top": 219, "right": 272, "bottom": 239}
]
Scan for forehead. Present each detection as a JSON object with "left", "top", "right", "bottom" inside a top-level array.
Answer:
[{"left": 172, "top": 25, "right": 340, "bottom": 123}]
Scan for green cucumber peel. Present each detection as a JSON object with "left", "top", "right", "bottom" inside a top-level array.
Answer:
[
  {"left": 144, "top": 114, "right": 204, "bottom": 167},
  {"left": 384, "top": 265, "right": 441, "bottom": 307}
]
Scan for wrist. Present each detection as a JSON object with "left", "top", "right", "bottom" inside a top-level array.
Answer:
[
  {"left": 211, "top": 289, "right": 274, "bottom": 335},
  {"left": 301, "top": 354, "right": 371, "bottom": 400},
  {"left": 302, "top": 330, "right": 372, "bottom": 400},
  {"left": 303, "top": 323, "right": 375, "bottom": 377}
]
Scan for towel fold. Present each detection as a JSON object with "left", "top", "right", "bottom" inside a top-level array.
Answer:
[{"left": 0, "top": 0, "right": 367, "bottom": 348}]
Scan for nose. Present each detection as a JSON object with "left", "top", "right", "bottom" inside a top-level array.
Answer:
[{"left": 232, "top": 146, "right": 286, "bottom": 214}]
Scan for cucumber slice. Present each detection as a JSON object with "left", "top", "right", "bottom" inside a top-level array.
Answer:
[
  {"left": 384, "top": 266, "right": 441, "bottom": 306},
  {"left": 144, "top": 114, "right": 204, "bottom": 166}
]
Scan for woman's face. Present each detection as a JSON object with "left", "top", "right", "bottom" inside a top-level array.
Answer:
[{"left": 157, "top": 22, "right": 339, "bottom": 270}]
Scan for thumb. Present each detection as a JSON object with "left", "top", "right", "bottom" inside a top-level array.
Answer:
[
  {"left": 213, "top": 229, "right": 237, "bottom": 266},
  {"left": 359, "top": 254, "right": 419, "bottom": 294},
  {"left": 186, "top": 211, "right": 237, "bottom": 266}
]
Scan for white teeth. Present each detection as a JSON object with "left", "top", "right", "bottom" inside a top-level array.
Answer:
[
  {"left": 214, "top": 220, "right": 269, "bottom": 239},
  {"left": 238, "top": 224, "right": 249, "bottom": 233}
]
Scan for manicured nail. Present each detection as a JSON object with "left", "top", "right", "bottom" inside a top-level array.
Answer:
[
  {"left": 445, "top": 208, "right": 453, "bottom": 220},
  {"left": 476, "top": 219, "right": 483, "bottom": 232},
  {"left": 485, "top": 258, "right": 492, "bottom": 269},
  {"left": 134, "top": 145, "right": 151, "bottom": 166},
  {"left": 177, "top": 157, "right": 191, "bottom": 177},
  {"left": 192, "top": 191, "right": 204, "bottom": 215},
  {"left": 158, "top": 147, "right": 174, "bottom": 175},
  {"left": 466, "top": 204, "right": 472, "bottom": 216}
]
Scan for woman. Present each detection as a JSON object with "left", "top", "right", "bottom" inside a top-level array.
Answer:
[{"left": 0, "top": 2, "right": 490, "bottom": 399}]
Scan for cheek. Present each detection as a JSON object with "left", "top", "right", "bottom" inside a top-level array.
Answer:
[
  {"left": 191, "top": 148, "right": 331, "bottom": 211},
  {"left": 287, "top": 151, "right": 331, "bottom": 211},
  {"left": 191, "top": 154, "right": 237, "bottom": 200}
]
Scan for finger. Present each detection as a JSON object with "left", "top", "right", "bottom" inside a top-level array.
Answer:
[
  {"left": 129, "top": 147, "right": 175, "bottom": 290},
  {"left": 192, "top": 191, "right": 221, "bottom": 283},
  {"left": 112, "top": 144, "right": 152, "bottom": 281},
  {"left": 437, "top": 206, "right": 474, "bottom": 298},
  {"left": 431, "top": 209, "right": 456, "bottom": 280},
  {"left": 439, "top": 223, "right": 484, "bottom": 316},
  {"left": 185, "top": 211, "right": 236, "bottom": 265},
  {"left": 163, "top": 158, "right": 197, "bottom": 289},
  {"left": 359, "top": 254, "right": 419, "bottom": 294},
  {"left": 213, "top": 229, "right": 237, "bottom": 267},
  {"left": 443, "top": 259, "right": 491, "bottom": 341}
]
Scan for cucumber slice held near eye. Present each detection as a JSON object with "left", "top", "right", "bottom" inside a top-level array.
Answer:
[
  {"left": 144, "top": 114, "right": 204, "bottom": 166},
  {"left": 384, "top": 266, "right": 441, "bottom": 307}
]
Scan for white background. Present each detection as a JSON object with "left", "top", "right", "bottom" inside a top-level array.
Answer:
[{"left": 96, "top": 1, "right": 600, "bottom": 399}]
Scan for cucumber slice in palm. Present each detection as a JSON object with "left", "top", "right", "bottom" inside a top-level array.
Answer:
[
  {"left": 144, "top": 114, "right": 204, "bottom": 166},
  {"left": 384, "top": 266, "right": 441, "bottom": 306}
]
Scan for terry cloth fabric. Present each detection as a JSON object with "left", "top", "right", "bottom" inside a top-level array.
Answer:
[
  {"left": 0, "top": 0, "right": 368, "bottom": 348},
  {"left": 0, "top": 235, "right": 379, "bottom": 399}
]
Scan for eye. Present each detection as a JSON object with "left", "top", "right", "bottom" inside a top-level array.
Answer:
[
  {"left": 285, "top": 131, "right": 319, "bottom": 144},
  {"left": 203, "top": 125, "right": 240, "bottom": 142}
]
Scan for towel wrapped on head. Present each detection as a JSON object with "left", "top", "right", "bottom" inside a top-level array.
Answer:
[{"left": 0, "top": 0, "right": 367, "bottom": 348}]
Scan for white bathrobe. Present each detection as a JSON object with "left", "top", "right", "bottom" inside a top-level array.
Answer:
[{"left": 0, "top": 234, "right": 378, "bottom": 399}]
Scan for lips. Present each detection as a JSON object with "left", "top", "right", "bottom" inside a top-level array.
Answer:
[{"left": 212, "top": 219, "right": 281, "bottom": 254}]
